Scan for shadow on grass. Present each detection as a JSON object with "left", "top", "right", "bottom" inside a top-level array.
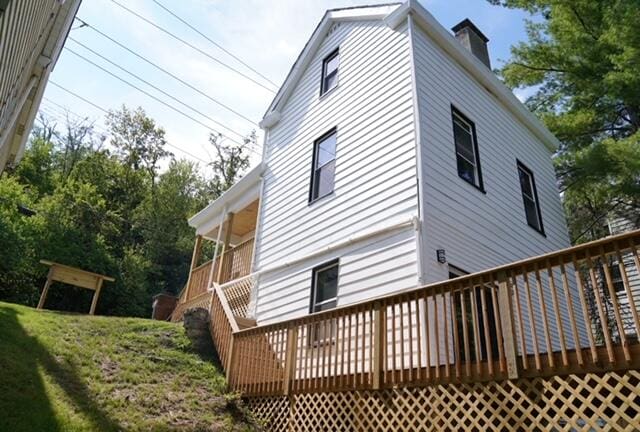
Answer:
[{"left": 0, "top": 306, "right": 122, "bottom": 432}]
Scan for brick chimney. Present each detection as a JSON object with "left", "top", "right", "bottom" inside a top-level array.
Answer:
[{"left": 452, "top": 19, "right": 491, "bottom": 69}]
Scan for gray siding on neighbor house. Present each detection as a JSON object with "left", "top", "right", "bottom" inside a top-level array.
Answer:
[{"left": 254, "top": 19, "right": 419, "bottom": 324}]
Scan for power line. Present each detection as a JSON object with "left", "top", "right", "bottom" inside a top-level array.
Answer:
[
  {"left": 61, "top": 48, "right": 260, "bottom": 155},
  {"left": 72, "top": 19, "right": 259, "bottom": 127},
  {"left": 150, "top": 0, "right": 278, "bottom": 88},
  {"left": 106, "top": 0, "right": 277, "bottom": 93},
  {"left": 49, "top": 81, "right": 108, "bottom": 113},
  {"left": 66, "top": 41, "right": 247, "bottom": 140},
  {"left": 41, "top": 89, "right": 212, "bottom": 164}
]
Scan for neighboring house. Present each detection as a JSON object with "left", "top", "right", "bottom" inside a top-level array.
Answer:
[
  {"left": 178, "top": 1, "right": 572, "bottom": 346},
  {"left": 0, "top": 0, "right": 81, "bottom": 172},
  {"left": 605, "top": 213, "right": 640, "bottom": 340}
]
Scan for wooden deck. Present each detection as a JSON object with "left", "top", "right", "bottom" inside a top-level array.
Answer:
[
  {"left": 171, "top": 230, "right": 640, "bottom": 430},
  {"left": 218, "top": 229, "right": 640, "bottom": 396}
]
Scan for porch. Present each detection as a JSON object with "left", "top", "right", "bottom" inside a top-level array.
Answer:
[{"left": 171, "top": 164, "right": 263, "bottom": 323}]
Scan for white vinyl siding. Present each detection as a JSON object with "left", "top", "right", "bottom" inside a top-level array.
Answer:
[
  {"left": 257, "top": 228, "right": 417, "bottom": 324},
  {"left": 254, "top": 19, "right": 418, "bottom": 323},
  {"left": 411, "top": 22, "right": 570, "bottom": 280},
  {"left": 411, "top": 21, "right": 577, "bottom": 354}
]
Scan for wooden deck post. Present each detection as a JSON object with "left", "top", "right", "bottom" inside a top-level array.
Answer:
[
  {"left": 184, "top": 235, "right": 203, "bottom": 302},
  {"left": 372, "top": 302, "right": 385, "bottom": 389},
  {"left": 37, "top": 268, "right": 54, "bottom": 310},
  {"left": 226, "top": 335, "right": 235, "bottom": 382},
  {"left": 283, "top": 327, "right": 298, "bottom": 395},
  {"left": 497, "top": 270, "right": 519, "bottom": 379},
  {"left": 216, "top": 212, "right": 234, "bottom": 284},
  {"left": 89, "top": 278, "right": 104, "bottom": 315}
]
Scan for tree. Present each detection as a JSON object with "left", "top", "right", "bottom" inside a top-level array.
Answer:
[
  {"left": 1, "top": 105, "right": 255, "bottom": 317},
  {"left": 206, "top": 131, "right": 253, "bottom": 199},
  {"left": 135, "top": 160, "right": 206, "bottom": 295},
  {"left": 488, "top": 0, "right": 640, "bottom": 242},
  {"left": 106, "top": 106, "right": 172, "bottom": 183}
]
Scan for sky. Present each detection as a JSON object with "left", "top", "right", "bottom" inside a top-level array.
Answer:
[{"left": 42, "top": 0, "right": 535, "bottom": 171}]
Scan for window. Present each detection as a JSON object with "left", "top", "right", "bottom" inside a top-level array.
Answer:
[
  {"left": 450, "top": 266, "right": 498, "bottom": 363},
  {"left": 309, "top": 129, "right": 337, "bottom": 202},
  {"left": 451, "top": 107, "right": 483, "bottom": 190},
  {"left": 320, "top": 48, "right": 339, "bottom": 95},
  {"left": 309, "top": 260, "right": 339, "bottom": 344},
  {"left": 517, "top": 161, "right": 544, "bottom": 234},
  {"left": 608, "top": 263, "right": 626, "bottom": 293},
  {"left": 310, "top": 260, "right": 339, "bottom": 313}
]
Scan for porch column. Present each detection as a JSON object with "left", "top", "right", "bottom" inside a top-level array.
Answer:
[
  {"left": 216, "top": 212, "right": 235, "bottom": 284},
  {"left": 206, "top": 208, "right": 227, "bottom": 290},
  {"left": 183, "top": 234, "right": 203, "bottom": 302}
]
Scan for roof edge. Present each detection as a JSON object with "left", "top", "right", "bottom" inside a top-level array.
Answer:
[
  {"left": 260, "top": 0, "right": 560, "bottom": 152},
  {"left": 402, "top": 0, "right": 560, "bottom": 151},
  {"left": 188, "top": 162, "right": 265, "bottom": 229},
  {"left": 260, "top": 3, "right": 402, "bottom": 127}
]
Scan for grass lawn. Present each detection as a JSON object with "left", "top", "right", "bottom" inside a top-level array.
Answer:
[{"left": 0, "top": 301, "right": 257, "bottom": 431}]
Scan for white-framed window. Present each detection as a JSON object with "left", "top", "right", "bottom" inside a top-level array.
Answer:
[
  {"left": 320, "top": 48, "right": 339, "bottom": 95},
  {"left": 309, "top": 128, "right": 337, "bottom": 202},
  {"left": 309, "top": 260, "right": 339, "bottom": 344},
  {"left": 452, "top": 106, "right": 484, "bottom": 191},
  {"left": 517, "top": 161, "right": 544, "bottom": 235}
]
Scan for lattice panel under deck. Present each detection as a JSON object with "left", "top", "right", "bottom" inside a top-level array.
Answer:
[{"left": 245, "top": 370, "right": 640, "bottom": 431}]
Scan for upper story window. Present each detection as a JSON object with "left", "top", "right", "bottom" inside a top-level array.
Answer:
[
  {"left": 309, "top": 129, "right": 337, "bottom": 203},
  {"left": 320, "top": 48, "right": 339, "bottom": 95},
  {"left": 451, "top": 107, "right": 484, "bottom": 191},
  {"left": 517, "top": 161, "right": 544, "bottom": 235}
]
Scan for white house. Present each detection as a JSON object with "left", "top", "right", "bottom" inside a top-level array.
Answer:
[
  {"left": 180, "top": 1, "right": 573, "bottom": 358},
  {"left": 0, "top": 0, "right": 81, "bottom": 172}
]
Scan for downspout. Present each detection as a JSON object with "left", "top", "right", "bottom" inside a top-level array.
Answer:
[
  {"left": 407, "top": 12, "right": 427, "bottom": 285},
  {"left": 248, "top": 128, "right": 270, "bottom": 318}
]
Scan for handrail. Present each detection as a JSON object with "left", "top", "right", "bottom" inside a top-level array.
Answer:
[
  {"left": 227, "top": 229, "right": 640, "bottom": 396},
  {"left": 213, "top": 283, "right": 240, "bottom": 333},
  {"left": 235, "top": 229, "right": 640, "bottom": 336}
]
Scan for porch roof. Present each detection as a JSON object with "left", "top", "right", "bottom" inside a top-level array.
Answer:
[{"left": 188, "top": 163, "right": 264, "bottom": 240}]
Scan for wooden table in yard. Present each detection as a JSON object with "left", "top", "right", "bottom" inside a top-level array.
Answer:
[{"left": 37, "top": 260, "right": 115, "bottom": 315}]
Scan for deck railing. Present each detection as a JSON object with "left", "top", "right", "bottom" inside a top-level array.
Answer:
[
  {"left": 180, "top": 237, "right": 255, "bottom": 308},
  {"left": 219, "top": 274, "right": 255, "bottom": 319},
  {"left": 226, "top": 230, "right": 640, "bottom": 396},
  {"left": 218, "top": 237, "right": 254, "bottom": 285}
]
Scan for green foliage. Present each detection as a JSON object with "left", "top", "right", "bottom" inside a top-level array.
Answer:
[
  {"left": 0, "top": 106, "right": 251, "bottom": 317},
  {"left": 489, "top": 0, "right": 640, "bottom": 241},
  {"left": 0, "top": 177, "right": 40, "bottom": 305}
]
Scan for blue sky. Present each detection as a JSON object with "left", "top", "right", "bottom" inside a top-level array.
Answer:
[{"left": 42, "top": 0, "right": 533, "bottom": 169}]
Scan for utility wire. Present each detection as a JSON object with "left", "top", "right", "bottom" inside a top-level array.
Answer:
[
  {"left": 150, "top": 0, "right": 278, "bottom": 88},
  {"left": 72, "top": 18, "right": 259, "bottom": 127},
  {"left": 66, "top": 41, "right": 247, "bottom": 140},
  {"left": 42, "top": 87, "right": 211, "bottom": 164},
  {"left": 61, "top": 48, "right": 260, "bottom": 155},
  {"left": 106, "top": 0, "right": 276, "bottom": 93}
]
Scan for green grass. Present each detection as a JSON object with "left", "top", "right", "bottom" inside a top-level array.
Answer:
[{"left": 0, "top": 302, "right": 256, "bottom": 431}]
